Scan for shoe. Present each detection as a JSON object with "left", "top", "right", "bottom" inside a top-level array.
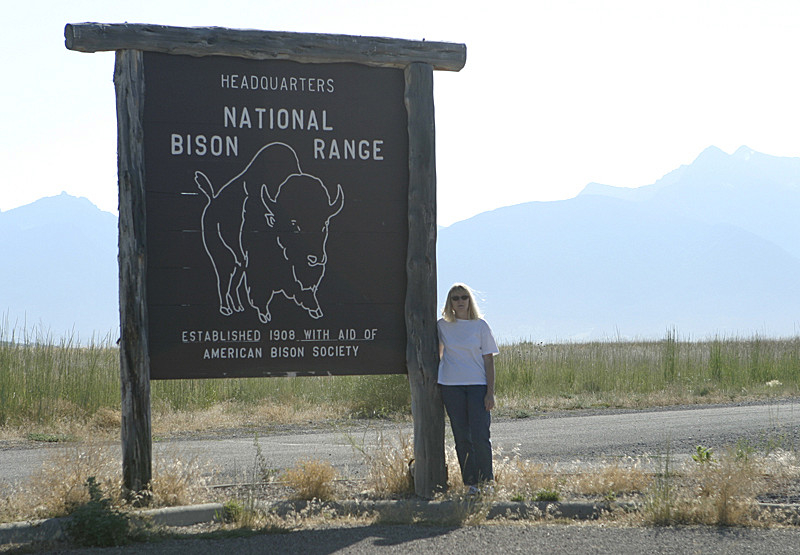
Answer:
[{"left": 467, "top": 485, "right": 479, "bottom": 496}]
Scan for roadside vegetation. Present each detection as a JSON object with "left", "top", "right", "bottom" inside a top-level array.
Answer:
[
  {"left": 2, "top": 429, "right": 799, "bottom": 542},
  {"left": 1, "top": 326, "right": 799, "bottom": 440}
]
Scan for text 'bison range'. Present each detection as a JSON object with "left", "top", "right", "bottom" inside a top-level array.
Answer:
[{"left": 195, "top": 142, "right": 344, "bottom": 324}]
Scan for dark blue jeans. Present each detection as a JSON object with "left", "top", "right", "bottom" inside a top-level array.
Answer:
[{"left": 441, "top": 384, "right": 493, "bottom": 486}]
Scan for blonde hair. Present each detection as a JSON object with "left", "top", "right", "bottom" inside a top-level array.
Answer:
[{"left": 441, "top": 283, "right": 482, "bottom": 322}]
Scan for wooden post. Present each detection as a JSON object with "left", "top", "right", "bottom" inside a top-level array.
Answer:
[
  {"left": 114, "top": 49, "right": 153, "bottom": 502},
  {"left": 405, "top": 62, "right": 447, "bottom": 497}
]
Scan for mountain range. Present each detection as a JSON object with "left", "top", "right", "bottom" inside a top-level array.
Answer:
[
  {"left": 437, "top": 146, "right": 800, "bottom": 341},
  {"left": 3, "top": 146, "right": 799, "bottom": 343},
  {"left": 0, "top": 192, "right": 118, "bottom": 342}
]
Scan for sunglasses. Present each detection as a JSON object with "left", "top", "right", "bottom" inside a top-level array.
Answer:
[{"left": 451, "top": 295, "right": 469, "bottom": 301}]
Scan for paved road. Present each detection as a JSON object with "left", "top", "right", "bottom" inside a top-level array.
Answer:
[{"left": 2, "top": 400, "right": 798, "bottom": 488}]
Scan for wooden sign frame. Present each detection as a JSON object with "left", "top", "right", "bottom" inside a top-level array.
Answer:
[{"left": 66, "top": 22, "right": 465, "bottom": 499}]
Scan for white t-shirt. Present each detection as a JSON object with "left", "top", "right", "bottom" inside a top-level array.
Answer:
[{"left": 437, "top": 318, "right": 499, "bottom": 386}]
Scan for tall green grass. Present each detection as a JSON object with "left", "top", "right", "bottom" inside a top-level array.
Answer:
[
  {"left": 497, "top": 332, "right": 800, "bottom": 409},
  {"left": 0, "top": 324, "right": 411, "bottom": 426},
  {"left": 0, "top": 327, "right": 119, "bottom": 426},
  {"left": 2, "top": 325, "right": 799, "bottom": 427},
  {"left": 150, "top": 372, "right": 411, "bottom": 417}
]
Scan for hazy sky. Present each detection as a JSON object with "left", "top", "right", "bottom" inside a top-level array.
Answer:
[{"left": 3, "top": 0, "right": 800, "bottom": 226}]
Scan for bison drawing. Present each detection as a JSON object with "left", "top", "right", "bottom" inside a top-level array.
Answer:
[{"left": 195, "top": 142, "right": 344, "bottom": 324}]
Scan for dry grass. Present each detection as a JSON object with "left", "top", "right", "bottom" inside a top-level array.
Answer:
[
  {"left": 497, "top": 390, "right": 745, "bottom": 417},
  {"left": 354, "top": 432, "right": 799, "bottom": 527},
  {"left": 641, "top": 448, "right": 767, "bottom": 526},
  {"left": 0, "top": 442, "right": 213, "bottom": 523},
  {"left": 494, "top": 448, "right": 562, "bottom": 498},
  {"left": 282, "top": 459, "right": 338, "bottom": 501},
  {"left": 3, "top": 425, "right": 799, "bottom": 531},
  {"left": 493, "top": 447, "right": 652, "bottom": 502},
  {"left": 356, "top": 430, "right": 415, "bottom": 498},
  {"left": 151, "top": 400, "right": 346, "bottom": 438},
  {"left": 0, "top": 443, "right": 123, "bottom": 521},
  {"left": 353, "top": 433, "right": 654, "bottom": 504},
  {"left": 223, "top": 498, "right": 373, "bottom": 532},
  {"left": 567, "top": 457, "right": 652, "bottom": 498}
]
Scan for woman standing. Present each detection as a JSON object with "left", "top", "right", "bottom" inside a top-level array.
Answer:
[{"left": 437, "top": 283, "right": 499, "bottom": 492}]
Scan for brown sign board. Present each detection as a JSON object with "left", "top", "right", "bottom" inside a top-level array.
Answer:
[{"left": 142, "top": 52, "right": 409, "bottom": 379}]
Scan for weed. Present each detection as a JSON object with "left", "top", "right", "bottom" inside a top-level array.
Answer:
[
  {"left": 534, "top": 489, "right": 560, "bottom": 502},
  {"left": 662, "top": 328, "right": 679, "bottom": 382},
  {"left": 253, "top": 434, "right": 278, "bottom": 483},
  {"left": 643, "top": 444, "right": 676, "bottom": 525},
  {"left": 218, "top": 498, "right": 261, "bottom": 529},
  {"left": 736, "top": 438, "right": 756, "bottom": 463},
  {"left": 220, "top": 499, "right": 245, "bottom": 523},
  {"left": 692, "top": 445, "right": 714, "bottom": 464},
  {"left": 65, "top": 477, "right": 140, "bottom": 547}
]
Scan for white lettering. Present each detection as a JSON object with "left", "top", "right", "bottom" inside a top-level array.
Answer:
[
  {"left": 277, "top": 109, "right": 289, "bottom": 129},
  {"left": 223, "top": 106, "right": 333, "bottom": 132},
  {"left": 182, "top": 329, "right": 262, "bottom": 342},
  {"left": 203, "top": 347, "right": 263, "bottom": 359},
  {"left": 313, "top": 138, "right": 385, "bottom": 161},
  {"left": 195, "top": 135, "right": 207, "bottom": 156},
  {"left": 344, "top": 140, "right": 356, "bottom": 159},
  {"left": 170, "top": 134, "right": 238, "bottom": 157},
  {"left": 312, "top": 345, "right": 360, "bottom": 358},
  {"left": 304, "top": 329, "right": 331, "bottom": 340},
  {"left": 171, "top": 134, "right": 183, "bottom": 155},
  {"left": 239, "top": 107, "right": 251, "bottom": 129},
  {"left": 328, "top": 139, "right": 340, "bottom": 160},
  {"left": 220, "top": 75, "right": 334, "bottom": 93},
  {"left": 270, "top": 346, "right": 305, "bottom": 358},
  {"left": 224, "top": 106, "right": 236, "bottom": 128}
]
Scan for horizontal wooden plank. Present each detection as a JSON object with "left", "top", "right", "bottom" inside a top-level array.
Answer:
[
  {"left": 147, "top": 301, "right": 407, "bottom": 342},
  {"left": 65, "top": 23, "right": 466, "bottom": 72},
  {"left": 148, "top": 299, "right": 408, "bottom": 379},
  {"left": 145, "top": 191, "right": 409, "bottom": 233},
  {"left": 146, "top": 227, "right": 408, "bottom": 302}
]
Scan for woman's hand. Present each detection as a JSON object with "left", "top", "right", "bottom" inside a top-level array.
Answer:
[{"left": 483, "top": 353, "right": 496, "bottom": 411}]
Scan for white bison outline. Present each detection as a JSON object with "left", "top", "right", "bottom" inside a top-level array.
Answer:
[{"left": 195, "top": 142, "right": 344, "bottom": 324}]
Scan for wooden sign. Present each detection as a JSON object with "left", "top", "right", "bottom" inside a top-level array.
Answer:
[
  {"left": 66, "top": 22, "right": 465, "bottom": 499},
  {"left": 142, "top": 53, "right": 409, "bottom": 378}
]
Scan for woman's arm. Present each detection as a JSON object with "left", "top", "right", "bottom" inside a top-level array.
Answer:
[{"left": 483, "top": 353, "right": 495, "bottom": 411}]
